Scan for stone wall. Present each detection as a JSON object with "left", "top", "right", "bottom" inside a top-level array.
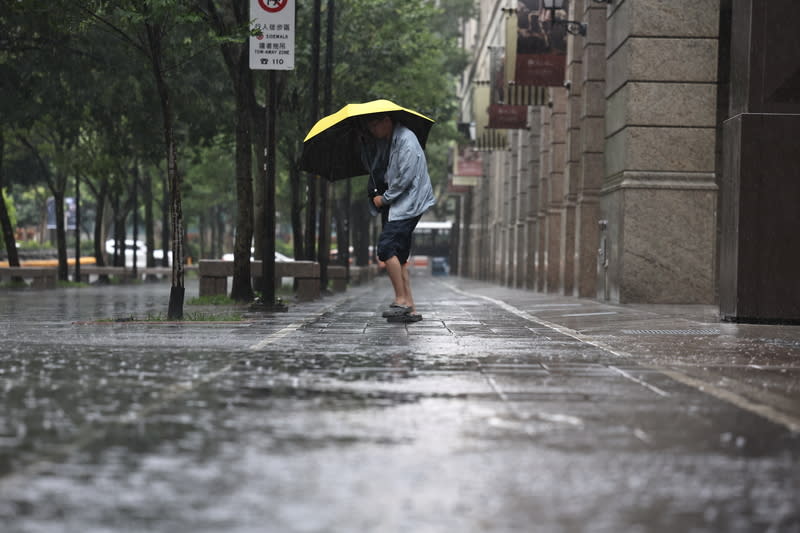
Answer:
[{"left": 600, "top": 0, "right": 719, "bottom": 303}]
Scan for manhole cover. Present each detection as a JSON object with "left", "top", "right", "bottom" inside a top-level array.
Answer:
[{"left": 621, "top": 329, "right": 720, "bottom": 335}]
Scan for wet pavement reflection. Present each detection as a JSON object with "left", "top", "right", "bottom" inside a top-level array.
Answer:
[{"left": 0, "top": 277, "right": 798, "bottom": 532}]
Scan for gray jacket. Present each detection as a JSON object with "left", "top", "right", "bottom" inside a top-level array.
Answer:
[{"left": 373, "top": 123, "right": 436, "bottom": 222}]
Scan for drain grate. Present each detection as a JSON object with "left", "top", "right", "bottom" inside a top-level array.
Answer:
[{"left": 622, "top": 329, "right": 720, "bottom": 335}]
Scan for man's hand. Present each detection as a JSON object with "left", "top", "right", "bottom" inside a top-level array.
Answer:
[{"left": 372, "top": 195, "right": 384, "bottom": 209}]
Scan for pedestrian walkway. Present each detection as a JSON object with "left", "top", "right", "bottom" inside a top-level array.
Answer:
[{"left": 0, "top": 276, "right": 797, "bottom": 532}]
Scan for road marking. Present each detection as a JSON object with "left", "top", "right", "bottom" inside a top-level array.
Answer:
[
  {"left": 657, "top": 368, "right": 800, "bottom": 433},
  {"left": 444, "top": 283, "right": 630, "bottom": 358},
  {"left": 446, "top": 283, "right": 800, "bottom": 434},
  {"left": 607, "top": 365, "right": 670, "bottom": 397},
  {"left": 248, "top": 321, "right": 308, "bottom": 351}
]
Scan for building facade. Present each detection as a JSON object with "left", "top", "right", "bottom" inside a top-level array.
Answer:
[{"left": 454, "top": 0, "right": 799, "bottom": 323}]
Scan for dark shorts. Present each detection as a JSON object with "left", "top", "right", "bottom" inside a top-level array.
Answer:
[{"left": 377, "top": 215, "right": 422, "bottom": 265}]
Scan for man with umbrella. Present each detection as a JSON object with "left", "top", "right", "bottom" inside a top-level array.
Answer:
[
  {"left": 362, "top": 113, "right": 435, "bottom": 322},
  {"left": 301, "top": 99, "right": 436, "bottom": 322}
]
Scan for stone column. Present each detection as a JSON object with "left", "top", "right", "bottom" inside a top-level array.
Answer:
[
  {"left": 537, "top": 105, "right": 551, "bottom": 292},
  {"left": 575, "top": 0, "right": 606, "bottom": 298},
  {"left": 502, "top": 145, "right": 518, "bottom": 286},
  {"left": 719, "top": 0, "right": 800, "bottom": 323},
  {"left": 492, "top": 152, "right": 505, "bottom": 283},
  {"left": 547, "top": 89, "right": 568, "bottom": 292},
  {"left": 473, "top": 155, "right": 490, "bottom": 281},
  {"left": 515, "top": 126, "right": 530, "bottom": 288},
  {"left": 527, "top": 108, "right": 542, "bottom": 290},
  {"left": 561, "top": 0, "right": 584, "bottom": 296},
  {"left": 481, "top": 157, "right": 491, "bottom": 281},
  {"left": 601, "top": 0, "right": 719, "bottom": 303}
]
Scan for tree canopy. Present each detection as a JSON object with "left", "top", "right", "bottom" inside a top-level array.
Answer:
[{"left": 1, "top": 0, "right": 474, "bottom": 299}]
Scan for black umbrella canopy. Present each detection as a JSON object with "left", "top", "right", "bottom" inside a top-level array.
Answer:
[{"left": 300, "top": 99, "right": 435, "bottom": 182}]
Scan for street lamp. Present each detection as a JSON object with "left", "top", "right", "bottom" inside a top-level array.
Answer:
[{"left": 543, "top": 0, "right": 588, "bottom": 36}]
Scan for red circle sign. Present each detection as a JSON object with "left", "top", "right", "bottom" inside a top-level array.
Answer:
[{"left": 258, "top": 0, "right": 288, "bottom": 12}]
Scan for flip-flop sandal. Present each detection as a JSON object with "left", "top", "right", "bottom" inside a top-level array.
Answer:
[
  {"left": 382, "top": 304, "right": 412, "bottom": 318},
  {"left": 387, "top": 313, "right": 423, "bottom": 323}
]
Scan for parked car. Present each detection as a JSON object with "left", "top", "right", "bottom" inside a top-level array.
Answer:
[
  {"left": 104, "top": 239, "right": 170, "bottom": 268},
  {"left": 221, "top": 249, "right": 293, "bottom": 287},
  {"left": 431, "top": 256, "right": 450, "bottom": 276},
  {"left": 221, "top": 249, "right": 292, "bottom": 262}
]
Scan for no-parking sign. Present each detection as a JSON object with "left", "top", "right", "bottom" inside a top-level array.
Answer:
[{"left": 250, "top": 0, "right": 295, "bottom": 70}]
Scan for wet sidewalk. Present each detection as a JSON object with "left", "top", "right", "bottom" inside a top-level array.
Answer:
[{"left": 0, "top": 276, "right": 798, "bottom": 532}]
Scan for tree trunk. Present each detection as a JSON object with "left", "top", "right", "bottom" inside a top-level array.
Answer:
[
  {"left": 250, "top": 78, "right": 266, "bottom": 291},
  {"left": 92, "top": 178, "right": 110, "bottom": 283},
  {"left": 54, "top": 184, "right": 68, "bottom": 281},
  {"left": 73, "top": 174, "right": 81, "bottom": 282},
  {"left": 161, "top": 173, "right": 170, "bottom": 268},
  {"left": 0, "top": 190, "right": 20, "bottom": 267},
  {"left": 353, "top": 198, "right": 370, "bottom": 266},
  {"left": 113, "top": 195, "right": 126, "bottom": 267},
  {"left": 290, "top": 164, "right": 304, "bottom": 259},
  {"left": 131, "top": 166, "right": 139, "bottom": 278},
  {"left": 0, "top": 131, "right": 21, "bottom": 270},
  {"left": 334, "top": 190, "right": 348, "bottom": 265},
  {"left": 146, "top": 22, "right": 184, "bottom": 319},
  {"left": 229, "top": 46, "right": 255, "bottom": 302},
  {"left": 217, "top": 205, "right": 225, "bottom": 258},
  {"left": 205, "top": 0, "right": 255, "bottom": 301},
  {"left": 143, "top": 169, "right": 157, "bottom": 281},
  {"left": 252, "top": 94, "right": 266, "bottom": 266}
]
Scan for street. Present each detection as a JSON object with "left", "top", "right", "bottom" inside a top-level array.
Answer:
[{"left": 1, "top": 276, "right": 798, "bottom": 532}]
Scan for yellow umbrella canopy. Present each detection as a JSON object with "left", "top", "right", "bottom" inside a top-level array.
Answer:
[{"left": 300, "top": 99, "right": 435, "bottom": 181}]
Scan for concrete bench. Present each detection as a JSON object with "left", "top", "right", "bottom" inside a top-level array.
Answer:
[
  {"left": 78, "top": 265, "right": 197, "bottom": 282},
  {"left": 198, "top": 260, "right": 320, "bottom": 301},
  {"left": 349, "top": 264, "right": 379, "bottom": 286},
  {"left": 78, "top": 266, "right": 134, "bottom": 280},
  {"left": 328, "top": 265, "right": 347, "bottom": 292},
  {"left": 0, "top": 266, "right": 58, "bottom": 288}
]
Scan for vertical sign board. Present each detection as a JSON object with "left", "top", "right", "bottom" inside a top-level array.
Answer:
[
  {"left": 505, "top": 2, "right": 567, "bottom": 87},
  {"left": 250, "top": 0, "right": 295, "bottom": 71}
]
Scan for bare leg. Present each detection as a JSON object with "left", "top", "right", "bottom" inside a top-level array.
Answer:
[
  {"left": 401, "top": 263, "right": 415, "bottom": 313},
  {"left": 384, "top": 256, "right": 409, "bottom": 306}
]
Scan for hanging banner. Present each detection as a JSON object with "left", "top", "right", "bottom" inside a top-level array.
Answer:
[
  {"left": 488, "top": 104, "right": 529, "bottom": 129},
  {"left": 250, "top": 0, "right": 296, "bottom": 70},
  {"left": 453, "top": 145, "right": 483, "bottom": 179},
  {"left": 505, "top": 2, "right": 567, "bottom": 87},
  {"left": 473, "top": 84, "right": 508, "bottom": 151}
]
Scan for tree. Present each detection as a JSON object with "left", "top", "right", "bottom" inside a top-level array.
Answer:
[
  {"left": 87, "top": 0, "right": 217, "bottom": 317},
  {"left": 1, "top": 0, "right": 97, "bottom": 278},
  {"left": 199, "top": 0, "right": 257, "bottom": 301},
  {"left": 276, "top": 0, "right": 473, "bottom": 263}
]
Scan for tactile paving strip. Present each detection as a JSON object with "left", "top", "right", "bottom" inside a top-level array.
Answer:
[{"left": 621, "top": 329, "right": 720, "bottom": 335}]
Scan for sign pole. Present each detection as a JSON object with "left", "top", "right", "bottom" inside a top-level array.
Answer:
[
  {"left": 261, "top": 70, "right": 280, "bottom": 309},
  {"left": 249, "top": 0, "right": 294, "bottom": 312}
]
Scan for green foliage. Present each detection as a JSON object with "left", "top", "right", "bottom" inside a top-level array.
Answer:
[
  {"left": 277, "top": 0, "right": 473, "bottom": 205},
  {"left": 4, "top": 0, "right": 476, "bottom": 260},
  {"left": 102, "top": 311, "right": 245, "bottom": 322},
  {"left": 57, "top": 280, "right": 91, "bottom": 288},
  {"left": 0, "top": 280, "right": 29, "bottom": 289},
  {"left": 183, "top": 136, "right": 236, "bottom": 218},
  {"left": 187, "top": 294, "right": 236, "bottom": 305},
  {"left": 275, "top": 238, "right": 293, "bottom": 258}
]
